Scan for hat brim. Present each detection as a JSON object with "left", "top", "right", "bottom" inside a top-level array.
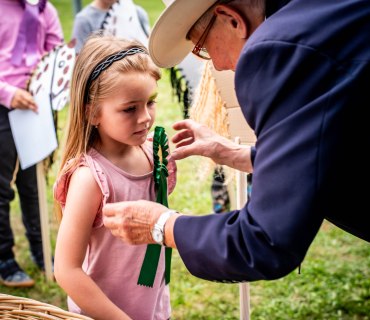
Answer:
[{"left": 149, "top": 0, "right": 218, "bottom": 68}]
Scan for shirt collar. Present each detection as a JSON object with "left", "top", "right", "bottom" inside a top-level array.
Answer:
[{"left": 265, "top": 0, "right": 291, "bottom": 17}]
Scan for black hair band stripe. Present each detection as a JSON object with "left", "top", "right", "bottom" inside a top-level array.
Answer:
[{"left": 84, "top": 47, "right": 147, "bottom": 102}]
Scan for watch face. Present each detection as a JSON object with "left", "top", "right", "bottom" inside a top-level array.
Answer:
[{"left": 152, "top": 228, "right": 163, "bottom": 244}]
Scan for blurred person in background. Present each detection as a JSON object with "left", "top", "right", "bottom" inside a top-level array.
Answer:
[{"left": 0, "top": 0, "right": 63, "bottom": 287}]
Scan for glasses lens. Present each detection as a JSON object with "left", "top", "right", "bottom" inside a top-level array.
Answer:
[
  {"left": 199, "top": 48, "right": 211, "bottom": 60},
  {"left": 192, "top": 15, "right": 216, "bottom": 60}
]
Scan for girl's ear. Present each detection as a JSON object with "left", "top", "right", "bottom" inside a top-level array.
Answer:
[
  {"left": 85, "top": 104, "right": 99, "bottom": 126},
  {"left": 214, "top": 5, "right": 248, "bottom": 39}
]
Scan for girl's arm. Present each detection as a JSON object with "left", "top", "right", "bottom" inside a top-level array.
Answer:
[{"left": 54, "top": 167, "right": 131, "bottom": 320}]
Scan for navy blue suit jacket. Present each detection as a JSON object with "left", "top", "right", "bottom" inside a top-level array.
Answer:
[{"left": 174, "top": 0, "right": 370, "bottom": 282}]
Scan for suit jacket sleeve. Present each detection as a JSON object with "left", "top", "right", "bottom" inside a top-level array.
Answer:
[{"left": 173, "top": 38, "right": 355, "bottom": 282}]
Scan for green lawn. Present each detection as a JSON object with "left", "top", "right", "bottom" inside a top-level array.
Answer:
[{"left": 1, "top": 1, "right": 369, "bottom": 319}]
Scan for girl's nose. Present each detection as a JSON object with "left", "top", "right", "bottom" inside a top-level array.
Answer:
[{"left": 139, "top": 107, "right": 152, "bottom": 124}]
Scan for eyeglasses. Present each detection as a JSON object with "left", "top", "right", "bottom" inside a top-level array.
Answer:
[{"left": 192, "top": 14, "right": 217, "bottom": 60}]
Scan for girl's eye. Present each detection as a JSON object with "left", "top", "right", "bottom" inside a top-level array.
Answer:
[
  {"left": 123, "top": 106, "right": 136, "bottom": 113},
  {"left": 148, "top": 100, "right": 157, "bottom": 107}
]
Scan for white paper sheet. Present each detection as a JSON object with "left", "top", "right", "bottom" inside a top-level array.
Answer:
[{"left": 9, "top": 94, "right": 57, "bottom": 170}]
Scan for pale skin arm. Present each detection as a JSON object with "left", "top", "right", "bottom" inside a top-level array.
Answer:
[
  {"left": 10, "top": 88, "right": 38, "bottom": 112},
  {"left": 171, "top": 119, "right": 253, "bottom": 173},
  {"left": 103, "top": 119, "right": 254, "bottom": 247},
  {"left": 103, "top": 200, "right": 180, "bottom": 248},
  {"left": 54, "top": 167, "right": 131, "bottom": 320}
]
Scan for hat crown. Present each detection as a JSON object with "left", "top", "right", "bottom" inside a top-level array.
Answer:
[{"left": 150, "top": 0, "right": 218, "bottom": 67}]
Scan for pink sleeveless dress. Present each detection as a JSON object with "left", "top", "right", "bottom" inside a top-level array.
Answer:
[{"left": 54, "top": 141, "right": 177, "bottom": 320}]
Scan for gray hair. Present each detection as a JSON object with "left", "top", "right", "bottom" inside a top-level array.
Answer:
[{"left": 190, "top": 0, "right": 265, "bottom": 36}]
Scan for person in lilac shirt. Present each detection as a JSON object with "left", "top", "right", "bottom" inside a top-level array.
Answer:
[{"left": 0, "top": 0, "right": 63, "bottom": 288}]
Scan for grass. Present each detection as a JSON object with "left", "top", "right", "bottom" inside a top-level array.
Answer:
[{"left": 2, "top": 1, "right": 369, "bottom": 319}]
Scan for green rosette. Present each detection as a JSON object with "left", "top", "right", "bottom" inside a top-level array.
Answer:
[{"left": 137, "top": 126, "right": 173, "bottom": 287}]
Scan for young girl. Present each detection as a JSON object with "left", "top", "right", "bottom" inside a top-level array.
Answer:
[{"left": 53, "top": 34, "right": 176, "bottom": 320}]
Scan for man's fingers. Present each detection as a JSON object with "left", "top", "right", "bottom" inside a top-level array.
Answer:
[
  {"left": 176, "top": 139, "right": 195, "bottom": 149},
  {"left": 171, "top": 129, "right": 193, "bottom": 144},
  {"left": 102, "top": 203, "right": 116, "bottom": 216},
  {"left": 171, "top": 145, "right": 196, "bottom": 160},
  {"left": 102, "top": 200, "right": 165, "bottom": 245},
  {"left": 172, "top": 119, "right": 199, "bottom": 131},
  {"left": 172, "top": 119, "right": 192, "bottom": 130}
]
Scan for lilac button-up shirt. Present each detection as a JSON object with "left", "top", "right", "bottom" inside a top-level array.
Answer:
[{"left": 0, "top": 0, "right": 63, "bottom": 108}]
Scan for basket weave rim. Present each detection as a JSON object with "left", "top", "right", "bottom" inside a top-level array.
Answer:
[{"left": 0, "top": 293, "right": 93, "bottom": 320}]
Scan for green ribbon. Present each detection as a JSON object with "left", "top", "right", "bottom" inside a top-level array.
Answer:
[{"left": 137, "top": 126, "right": 173, "bottom": 287}]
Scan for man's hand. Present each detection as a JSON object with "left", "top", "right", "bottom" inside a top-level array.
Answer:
[
  {"left": 171, "top": 119, "right": 226, "bottom": 160},
  {"left": 10, "top": 89, "right": 38, "bottom": 112},
  {"left": 103, "top": 200, "right": 168, "bottom": 245},
  {"left": 171, "top": 119, "right": 253, "bottom": 172}
]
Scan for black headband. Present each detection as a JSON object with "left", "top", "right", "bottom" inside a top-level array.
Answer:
[{"left": 85, "top": 47, "right": 147, "bottom": 102}]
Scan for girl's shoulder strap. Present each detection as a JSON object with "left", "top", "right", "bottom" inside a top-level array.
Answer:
[{"left": 54, "top": 152, "right": 110, "bottom": 228}]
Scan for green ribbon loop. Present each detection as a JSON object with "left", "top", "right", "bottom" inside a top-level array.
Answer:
[{"left": 137, "top": 126, "right": 173, "bottom": 287}]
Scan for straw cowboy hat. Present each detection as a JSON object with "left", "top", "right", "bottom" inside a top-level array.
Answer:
[{"left": 149, "top": 0, "right": 218, "bottom": 68}]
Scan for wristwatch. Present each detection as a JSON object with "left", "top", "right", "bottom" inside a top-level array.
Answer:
[{"left": 151, "top": 210, "right": 178, "bottom": 246}]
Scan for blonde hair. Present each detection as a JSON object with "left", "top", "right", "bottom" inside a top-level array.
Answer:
[{"left": 55, "top": 33, "right": 161, "bottom": 221}]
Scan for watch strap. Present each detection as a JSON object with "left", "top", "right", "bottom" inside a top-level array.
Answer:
[{"left": 155, "top": 209, "right": 178, "bottom": 234}]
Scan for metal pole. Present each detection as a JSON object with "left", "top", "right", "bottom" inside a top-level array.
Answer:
[
  {"left": 235, "top": 137, "right": 251, "bottom": 320},
  {"left": 72, "top": 0, "right": 82, "bottom": 16}
]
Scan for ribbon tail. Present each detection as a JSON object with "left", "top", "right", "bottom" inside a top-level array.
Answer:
[
  {"left": 156, "top": 172, "right": 168, "bottom": 207},
  {"left": 138, "top": 126, "right": 172, "bottom": 288},
  {"left": 165, "top": 247, "right": 172, "bottom": 284},
  {"left": 137, "top": 244, "right": 162, "bottom": 287},
  {"left": 138, "top": 173, "right": 168, "bottom": 287}
]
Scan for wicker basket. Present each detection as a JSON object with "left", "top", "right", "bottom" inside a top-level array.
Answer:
[{"left": 0, "top": 294, "right": 94, "bottom": 320}]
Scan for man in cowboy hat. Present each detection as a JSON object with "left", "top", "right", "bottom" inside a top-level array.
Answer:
[{"left": 103, "top": 0, "right": 370, "bottom": 282}]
